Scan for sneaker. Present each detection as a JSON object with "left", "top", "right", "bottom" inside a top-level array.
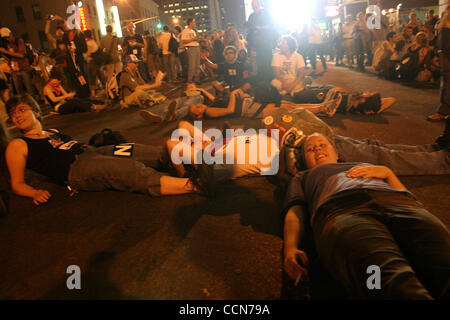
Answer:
[
  {"left": 189, "top": 163, "right": 215, "bottom": 197},
  {"left": 378, "top": 97, "right": 396, "bottom": 114},
  {"left": 164, "top": 101, "right": 177, "bottom": 121},
  {"left": 435, "top": 117, "right": 450, "bottom": 150},
  {"left": 139, "top": 110, "right": 163, "bottom": 123},
  {"left": 91, "top": 102, "right": 108, "bottom": 112},
  {"left": 427, "top": 113, "right": 448, "bottom": 122},
  {"left": 119, "top": 100, "right": 129, "bottom": 110},
  {"left": 155, "top": 71, "right": 166, "bottom": 84},
  {"left": 326, "top": 94, "right": 342, "bottom": 117}
]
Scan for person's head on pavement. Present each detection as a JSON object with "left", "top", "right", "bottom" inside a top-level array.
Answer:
[{"left": 6, "top": 94, "right": 43, "bottom": 129}]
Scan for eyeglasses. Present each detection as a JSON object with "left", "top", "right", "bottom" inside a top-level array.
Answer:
[{"left": 9, "top": 107, "right": 31, "bottom": 118}]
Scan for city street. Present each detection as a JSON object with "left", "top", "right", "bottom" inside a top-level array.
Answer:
[{"left": 0, "top": 64, "right": 448, "bottom": 300}]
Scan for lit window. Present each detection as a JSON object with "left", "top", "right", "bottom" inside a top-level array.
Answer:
[
  {"left": 195, "top": 6, "right": 199, "bottom": 9},
  {"left": 170, "top": 10, "right": 174, "bottom": 13},
  {"left": 164, "top": 11, "right": 168, "bottom": 13},
  {"left": 31, "top": 4, "right": 42, "bottom": 20},
  {"left": 174, "top": 3, "right": 179, "bottom": 6},
  {"left": 169, "top": 4, "right": 173, "bottom": 7},
  {"left": 176, "top": 9, "right": 180, "bottom": 12},
  {"left": 15, "top": 6, "right": 25, "bottom": 22},
  {"left": 188, "top": 7, "right": 193, "bottom": 10}
]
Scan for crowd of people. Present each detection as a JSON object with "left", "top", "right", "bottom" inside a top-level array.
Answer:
[
  {"left": 0, "top": 0, "right": 449, "bottom": 300},
  {"left": 320, "top": 6, "right": 445, "bottom": 86}
]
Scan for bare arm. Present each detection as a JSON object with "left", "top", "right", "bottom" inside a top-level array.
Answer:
[
  {"left": 6, "top": 139, "right": 51, "bottom": 205},
  {"left": 202, "top": 56, "right": 218, "bottom": 70},
  {"left": 205, "top": 89, "right": 241, "bottom": 118},
  {"left": 0, "top": 48, "right": 24, "bottom": 59},
  {"left": 283, "top": 205, "right": 309, "bottom": 279},
  {"left": 194, "top": 86, "right": 216, "bottom": 102},
  {"left": 346, "top": 165, "right": 406, "bottom": 190},
  {"left": 44, "top": 85, "right": 74, "bottom": 103}
]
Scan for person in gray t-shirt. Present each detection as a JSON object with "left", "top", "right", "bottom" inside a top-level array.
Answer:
[{"left": 282, "top": 133, "right": 450, "bottom": 299}]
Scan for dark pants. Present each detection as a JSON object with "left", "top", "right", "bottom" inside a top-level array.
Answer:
[
  {"left": 138, "top": 61, "right": 151, "bottom": 83},
  {"left": 438, "top": 50, "right": 450, "bottom": 116},
  {"left": 254, "top": 42, "right": 274, "bottom": 82},
  {"left": 313, "top": 190, "right": 450, "bottom": 299},
  {"left": 308, "top": 43, "right": 327, "bottom": 72},
  {"left": 58, "top": 98, "right": 93, "bottom": 114}
]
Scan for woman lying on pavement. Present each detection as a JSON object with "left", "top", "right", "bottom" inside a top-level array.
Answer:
[
  {"left": 286, "top": 83, "right": 397, "bottom": 116},
  {"left": 44, "top": 70, "right": 107, "bottom": 114},
  {"left": 282, "top": 132, "right": 450, "bottom": 299},
  {"left": 4, "top": 94, "right": 213, "bottom": 206},
  {"left": 164, "top": 120, "right": 280, "bottom": 181},
  {"left": 185, "top": 81, "right": 396, "bottom": 120},
  {"left": 269, "top": 108, "right": 450, "bottom": 180}
]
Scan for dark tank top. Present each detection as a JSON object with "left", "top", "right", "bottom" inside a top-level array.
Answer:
[{"left": 20, "top": 131, "right": 84, "bottom": 184}]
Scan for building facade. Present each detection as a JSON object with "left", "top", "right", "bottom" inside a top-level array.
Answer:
[
  {"left": 218, "top": 0, "right": 246, "bottom": 32},
  {"left": 159, "top": 0, "right": 222, "bottom": 33},
  {"left": 0, "top": 0, "right": 160, "bottom": 51}
]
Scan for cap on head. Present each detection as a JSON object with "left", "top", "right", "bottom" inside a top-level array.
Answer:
[
  {"left": 123, "top": 54, "right": 141, "bottom": 65},
  {"left": 0, "top": 27, "right": 11, "bottom": 38}
]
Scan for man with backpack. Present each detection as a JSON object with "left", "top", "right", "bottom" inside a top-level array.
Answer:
[
  {"left": 118, "top": 54, "right": 164, "bottom": 109},
  {"left": 100, "top": 25, "right": 121, "bottom": 84},
  {"left": 158, "top": 26, "right": 177, "bottom": 83}
]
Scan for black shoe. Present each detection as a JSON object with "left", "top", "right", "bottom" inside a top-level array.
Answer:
[
  {"left": 189, "top": 163, "right": 215, "bottom": 197},
  {"left": 435, "top": 117, "right": 450, "bottom": 150}
]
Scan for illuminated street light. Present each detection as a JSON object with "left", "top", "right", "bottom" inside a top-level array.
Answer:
[
  {"left": 78, "top": 1, "right": 83, "bottom": 7},
  {"left": 112, "top": 5, "right": 122, "bottom": 38},
  {"left": 95, "top": 0, "right": 107, "bottom": 35},
  {"left": 173, "top": 17, "right": 179, "bottom": 24},
  {"left": 157, "top": 22, "right": 162, "bottom": 29}
]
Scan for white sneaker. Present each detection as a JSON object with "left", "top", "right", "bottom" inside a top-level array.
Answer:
[{"left": 156, "top": 71, "right": 166, "bottom": 84}]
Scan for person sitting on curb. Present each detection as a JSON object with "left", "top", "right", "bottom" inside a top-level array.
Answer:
[
  {"left": 282, "top": 132, "right": 450, "bottom": 299},
  {"left": 4, "top": 94, "right": 214, "bottom": 206},
  {"left": 119, "top": 54, "right": 165, "bottom": 109},
  {"left": 44, "top": 70, "right": 107, "bottom": 114}
]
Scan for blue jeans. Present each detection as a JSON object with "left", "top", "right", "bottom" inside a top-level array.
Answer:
[
  {"left": 148, "top": 95, "right": 203, "bottom": 120},
  {"left": 334, "top": 135, "right": 450, "bottom": 176},
  {"left": 68, "top": 144, "right": 164, "bottom": 196},
  {"left": 314, "top": 190, "right": 450, "bottom": 299}
]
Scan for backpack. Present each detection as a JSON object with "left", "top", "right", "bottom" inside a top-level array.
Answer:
[
  {"left": 395, "top": 50, "right": 420, "bottom": 80},
  {"left": 169, "top": 33, "right": 179, "bottom": 54},
  {"left": 88, "top": 128, "right": 127, "bottom": 147},
  {"left": 105, "top": 71, "right": 123, "bottom": 101},
  {"left": 147, "top": 35, "right": 161, "bottom": 55}
]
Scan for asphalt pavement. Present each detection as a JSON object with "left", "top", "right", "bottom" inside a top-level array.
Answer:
[{"left": 0, "top": 64, "right": 448, "bottom": 299}]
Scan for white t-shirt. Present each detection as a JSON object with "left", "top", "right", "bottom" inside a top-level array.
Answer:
[
  {"left": 272, "top": 51, "right": 305, "bottom": 86},
  {"left": 158, "top": 31, "right": 172, "bottom": 55},
  {"left": 342, "top": 22, "right": 355, "bottom": 39},
  {"left": 181, "top": 28, "right": 199, "bottom": 47}
]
